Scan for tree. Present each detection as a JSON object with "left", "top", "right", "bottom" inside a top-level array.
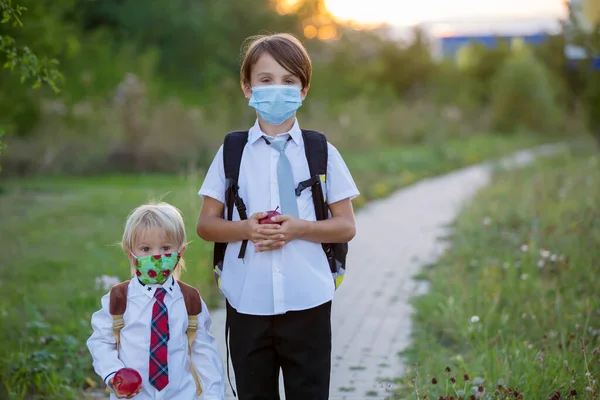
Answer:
[
  {"left": 0, "top": 1, "right": 62, "bottom": 92},
  {"left": 566, "top": 0, "right": 600, "bottom": 145},
  {"left": 1, "top": 0, "right": 63, "bottom": 170}
]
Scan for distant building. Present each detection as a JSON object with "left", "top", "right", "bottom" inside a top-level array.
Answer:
[
  {"left": 433, "top": 33, "right": 549, "bottom": 60},
  {"left": 422, "top": 16, "right": 562, "bottom": 61}
]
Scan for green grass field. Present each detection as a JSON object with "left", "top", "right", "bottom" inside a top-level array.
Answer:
[
  {"left": 394, "top": 143, "right": 599, "bottom": 399},
  {"left": 0, "top": 132, "right": 554, "bottom": 398}
]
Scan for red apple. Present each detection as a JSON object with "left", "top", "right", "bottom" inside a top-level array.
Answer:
[
  {"left": 259, "top": 206, "right": 281, "bottom": 225},
  {"left": 112, "top": 367, "right": 142, "bottom": 396}
]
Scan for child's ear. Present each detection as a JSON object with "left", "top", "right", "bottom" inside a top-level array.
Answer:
[
  {"left": 178, "top": 246, "right": 187, "bottom": 257},
  {"left": 300, "top": 84, "right": 310, "bottom": 101},
  {"left": 242, "top": 84, "right": 252, "bottom": 100},
  {"left": 126, "top": 250, "right": 135, "bottom": 264}
]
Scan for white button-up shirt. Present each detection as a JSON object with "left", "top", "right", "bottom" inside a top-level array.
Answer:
[
  {"left": 86, "top": 276, "right": 225, "bottom": 400},
  {"left": 198, "top": 119, "right": 359, "bottom": 316}
]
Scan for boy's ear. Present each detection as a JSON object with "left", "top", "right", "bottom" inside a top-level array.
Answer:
[
  {"left": 178, "top": 246, "right": 187, "bottom": 257},
  {"left": 300, "top": 84, "right": 310, "bottom": 101},
  {"left": 242, "top": 84, "right": 252, "bottom": 100}
]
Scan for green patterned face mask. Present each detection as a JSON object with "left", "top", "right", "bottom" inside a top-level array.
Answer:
[{"left": 132, "top": 251, "right": 180, "bottom": 285}]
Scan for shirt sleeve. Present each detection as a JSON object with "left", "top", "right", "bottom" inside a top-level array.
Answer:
[
  {"left": 326, "top": 142, "right": 360, "bottom": 205},
  {"left": 198, "top": 145, "right": 226, "bottom": 204},
  {"left": 191, "top": 299, "right": 226, "bottom": 400},
  {"left": 86, "top": 293, "right": 126, "bottom": 386}
]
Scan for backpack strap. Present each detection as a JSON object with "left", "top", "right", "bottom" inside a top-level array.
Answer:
[
  {"left": 108, "top": 280, "right": 131, "bottom": 357},
  {"left": 299, "top": 129, "right": 329, "bottom": 221},
  {"left": 298, "top": 130, "right": 343, "bottom": 279},
  {"left": 179, "top": 281, "right": 204, "bottom": 396},
  {"left": 223, "top": 131, "right": 249, "bottom": 259}
]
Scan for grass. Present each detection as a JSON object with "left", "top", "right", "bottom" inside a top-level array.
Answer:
[
  {"left": 394, "top": 143, "right": 599, "bottom": 399},
  {"left": 0, "top": 131, "right": 556, "bottom": 398}
]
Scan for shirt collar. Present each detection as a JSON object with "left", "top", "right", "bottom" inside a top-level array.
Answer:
[
  {"left": 248, "top": 118, "right": 302, "bottom": 146},
  {"left": 131, "top": 275, "right": 181, "bottom": 299}
]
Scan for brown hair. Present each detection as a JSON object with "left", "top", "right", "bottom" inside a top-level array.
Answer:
[{"left": 240, "top": 33, "right": 312, "bottom": 89}]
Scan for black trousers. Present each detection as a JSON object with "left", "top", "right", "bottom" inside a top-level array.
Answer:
[{"left": 226, "top": 300, "right": 332, "bottom": 400}]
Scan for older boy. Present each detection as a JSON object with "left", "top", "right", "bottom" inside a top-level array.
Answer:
[{"left": 197, "top": 33, "right": 359, "bottom": 400}]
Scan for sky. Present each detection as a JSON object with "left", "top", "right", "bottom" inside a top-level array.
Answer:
[{"left": 323, "top": 0, "right": 567, "bottom": 28}]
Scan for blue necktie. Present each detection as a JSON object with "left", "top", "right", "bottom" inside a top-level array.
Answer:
[{"left": 265, "top": 136, "right": 299, "bottom": 219}]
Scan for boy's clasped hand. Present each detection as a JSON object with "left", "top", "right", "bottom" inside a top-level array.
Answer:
[{"left": 246, "top": 211, "right": 307, "bottom": 252}]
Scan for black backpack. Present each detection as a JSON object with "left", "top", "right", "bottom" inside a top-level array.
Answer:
[{"left": 211, "top": 129, "right": 348, "bottom": 290}]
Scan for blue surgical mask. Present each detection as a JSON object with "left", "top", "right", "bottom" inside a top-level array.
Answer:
[{"left": 248, "top": 85, "right": 303, "bottom": 125}]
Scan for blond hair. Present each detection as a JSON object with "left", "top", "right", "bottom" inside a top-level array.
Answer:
[
  {"left": 240, "top": 33, "right": 312, "bottom": 89},
  {"left": 121, "top": 202, "right": 187, "bottom": 279}
]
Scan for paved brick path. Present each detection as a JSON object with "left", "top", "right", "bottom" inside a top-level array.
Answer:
[{"left": 206, "top": 144, "right": 564, "bottom": 400}]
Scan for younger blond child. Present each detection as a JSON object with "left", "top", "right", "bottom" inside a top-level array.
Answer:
[{"left": 87, "top": 202, "right": 225, "bottom": 399}]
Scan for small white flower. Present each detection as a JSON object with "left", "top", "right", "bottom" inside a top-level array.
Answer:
[
  {"left": 522, "top": 313, "right": 528, "bottom": 319},
  {"left": 550, "top": 254, "right": 558, "bottom": 262},
  {"left": 95, "top": 275, "right": 121, "bottom": 291},
  {"left": 521, "top": 244, "right": 529, "bottom": 252},
  {"left": 538, "top": 260, "right": 545, "bottom": 268},
  {"left": 527, "top": 344, "right": 534, "bottom": 349},
  {"left": 483, "top": 217, "right": 491, "bottom": 226},
  {"left": 521, "top": 274, "right": 529, "bottom": 281},
  {"left": 503, "top": 262, "right": 510, "bottom": 269},
  {"left": 540, "top": 249, "right": 551, "bottom": 259},
  {"left": 471, "top": 315, "right": 480, "bottom": 323},
  {"left": 586, "top": 372, "right": 592, "bottom": 377}
]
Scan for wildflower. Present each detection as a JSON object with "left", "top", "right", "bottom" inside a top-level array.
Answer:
[
  {"left": 521, "top": 274, "right": 528, "bottom": 281},
  {"left": 431, "top": 377, "right": 438, "bottom": 384},
  {"left": 478, "top": 385, "right": 484, "bottom": 392},
  {"left": 438, "top": 396, "right": 444, "bottom": 400},
  {"left": 463, "top": 374, "right": 470, "bottom": 381},
  {"left": 537, "top": 260, "right": 545, "bottom": 268},
  {"left": 570, "top": 389, "right": 577, "bottom": 396},
  {"left": 470, "top": 316, "right": 480, "bottom": 324},
  {"left": 520, "top": 244, "right": 529, "bottom": 252},
  {"left": 483, "top": 217, "right": 491, "bottom": 226},
  {"left": 446, "top": 366, "right": 452, "bottom": 372},
  {"left": 94, "top": 274, "right": 120, "bottom": 291},
  {"left": 540, "top": 249, "right": 551, "bottom": 259},
  {"left": 450, "top": 377, "right": 456, "bottom": 383},
  {"left": 550, "top": 254, "right": 558, "bottom": 262},
  {"left": 469, "top": 395, "right": 476, "bottom": 400},
  {"left": 503, "top": 262, "right": 510, "bottom": 269}
]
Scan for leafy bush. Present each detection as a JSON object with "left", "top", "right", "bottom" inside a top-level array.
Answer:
[{"left": 490, "top": 48, "right": 563, "bottom": 134}]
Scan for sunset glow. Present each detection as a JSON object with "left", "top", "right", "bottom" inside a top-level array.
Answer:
[{"left": 323, "top": 0, "right": 567, "bottom": 27}]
